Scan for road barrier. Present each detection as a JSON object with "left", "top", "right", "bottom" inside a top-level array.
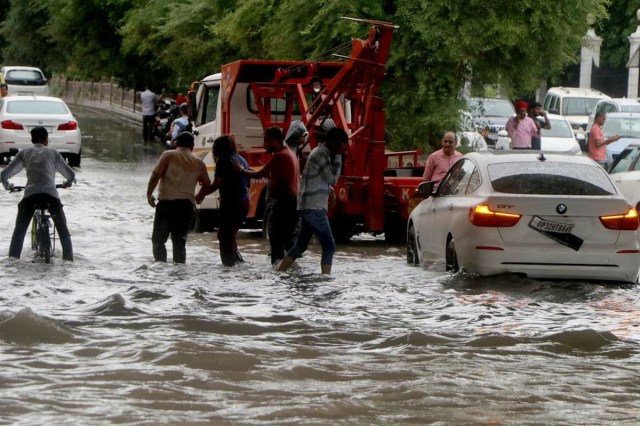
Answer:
[{"left": 49, "top": 77, "right": 142, "bottom": 126}]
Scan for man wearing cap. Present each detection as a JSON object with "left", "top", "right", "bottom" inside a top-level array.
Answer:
[
  {"left": 505, "top": 100, "right": 538, "bottom": 149},
  {"left": 146, "top": 132, "right": 211, "bottom": 263}
]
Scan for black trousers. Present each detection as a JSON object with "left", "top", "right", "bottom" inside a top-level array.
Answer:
[
  {"left": 142, "top": 114, "right": 155, "bottom": 142},
  {"left": 10, "top": 194, "right": 73, "bottom": 260},
  {"left": 152, "top": 199, "right": 194, "bottom": 263},
  {"left": 268, "top": 196, "right": 298, "bottom": 264}
]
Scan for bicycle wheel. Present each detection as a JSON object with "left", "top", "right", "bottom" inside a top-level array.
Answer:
[
  {"left": 38, "top": 222, "right": 51, "bottom": 263},
  {"left": 31, "top": 213, "right": 39, "bottom": 250}
]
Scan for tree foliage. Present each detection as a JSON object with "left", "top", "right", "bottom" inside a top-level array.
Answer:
[{"left": 0, "top": 0, "right": 619, "bottom": 149}]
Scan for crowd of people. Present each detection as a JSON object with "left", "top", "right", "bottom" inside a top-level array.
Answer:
[{"left": 146, "top": 122, "right": 348, "bottom": 274}]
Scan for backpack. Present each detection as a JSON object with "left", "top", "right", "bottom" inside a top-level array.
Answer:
[{"left": 172, "top": 118, "right": 192, "bottom": 141}]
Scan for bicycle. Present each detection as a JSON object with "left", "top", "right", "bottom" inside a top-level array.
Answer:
[{"left": 9, "top": 184, "right": 66, "bottom": 263}]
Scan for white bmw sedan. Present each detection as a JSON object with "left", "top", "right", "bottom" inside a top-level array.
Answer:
[
  {"left": 0, "top": 95, "right": 81, "bottom": 166},
  {"left": 407, "top": 151, "right": 640, "bottom": 283}
]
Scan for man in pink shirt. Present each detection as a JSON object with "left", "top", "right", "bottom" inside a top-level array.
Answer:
[
  {"left": 505, "top": 100, "right": 538, "bottom": 149},
  {"left": 588, "top": 112, "right": 620, "bottom": 168},
  {"left": 423, "top": 131, "right": 463, "bottom": 188}
]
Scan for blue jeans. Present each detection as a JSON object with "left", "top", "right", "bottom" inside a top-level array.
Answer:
[{"left": 286, "top": 209, "right": 335, "bottom": 266}]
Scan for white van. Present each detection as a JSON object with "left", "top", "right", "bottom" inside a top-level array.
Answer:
[
  {"left": 543, "top": 86, "right": 609, "bottom": 131},
  {"left": 1, "top": 66, "right": 49, "bottom": 95}
]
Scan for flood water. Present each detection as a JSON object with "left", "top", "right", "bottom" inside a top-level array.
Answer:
[{"left": 1, "top": 106, "right": 640, "bottom": 425}]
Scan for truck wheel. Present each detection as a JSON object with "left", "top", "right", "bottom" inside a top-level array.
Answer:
[
  {"left": 384, "top": 214, "right": 407, "bottom": 244},
  {"left": 406, "top": 223, "right": 419, "bottom": 265},
  {"left": 262, "top": 203, "right": 273, "bottom": 240},
  {"left": 331, "top": 216, "right": 357, "bottom": 243},
  {"left": 191, "top": 209, "right": 218, "bottom": 233}
]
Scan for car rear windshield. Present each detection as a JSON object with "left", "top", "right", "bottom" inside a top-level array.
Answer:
[
  {"left": 488, "top": 162, "right": 616, "bottom": 195},
  {"left": 4, "top": 69, "right": 46, "bottom": 83},
  {"left": 7, "top": 100, "right": 68, "bottom": 114}
]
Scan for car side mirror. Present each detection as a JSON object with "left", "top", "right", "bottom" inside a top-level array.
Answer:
[
  {"left": 416, "top": 180, "right": 437, "bottom": 197},
  {"left": 575, "top": 133, "right": 585, "bottom": 141}
]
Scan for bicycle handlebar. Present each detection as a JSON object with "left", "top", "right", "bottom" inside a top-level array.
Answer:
[{"left": 9, "top": 183, "right": 69, "bottom": 193}]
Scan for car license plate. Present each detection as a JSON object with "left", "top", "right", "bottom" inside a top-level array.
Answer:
[
  {"left": 28, "top": 126, "right": 53, "bottom": 132},
  {"left": 528, "top": 216, "right": 583, "bottom": 251},
  {"left": 529, "top": 216, "right": 574, "bottom": 233}
]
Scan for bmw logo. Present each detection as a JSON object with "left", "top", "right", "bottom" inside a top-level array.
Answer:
[{"left": 556, "top": 204, "right": 567, "bottom": 214}]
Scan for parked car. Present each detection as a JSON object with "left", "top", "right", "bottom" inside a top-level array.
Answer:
[
  {"left": 602, "top": 112, "right": 640, "bottom": 165},
  {"left": 543, "top": 86, "right": 609, "bottom": 132},
  {"left": 493, "top": 114, "right": 583, "bottom": 154},
  {"left": 1, "top": 66, "right": 49, "bottom": 95},
  {"left": 406, "top": 151, "right": 639, "bottom": 283},
  {"left": 587, "top": 98, "right": 640, "bottom": 131},
  {"left": 0, "top": 95, "right": 81, "bottom": 166},
  {"left": 609, "top": 143, "right": 640, "bottom": 210},
  {"left": 465, "top": 97, "right": 515, "bottom": 146},
  {"left": 539, "top": 113, "right": 583, "bottom": 154}
]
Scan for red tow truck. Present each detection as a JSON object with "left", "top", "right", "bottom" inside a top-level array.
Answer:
[{"left": 188, "top": 17, "right": 424, "bottom": 242}]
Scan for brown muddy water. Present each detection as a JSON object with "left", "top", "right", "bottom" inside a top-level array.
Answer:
[{"left": 0, "top": 106, "right": 639, "bottom": 425}]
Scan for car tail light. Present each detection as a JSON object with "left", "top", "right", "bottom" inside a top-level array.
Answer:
[
  {"left": 1, "top": 120, "right": 24, "bottom": 130},
  {"left": 57, "top": 121, "right": 78, "bottom": 131},
  {"left": 599, "top": 208, "right": 639, "bottom": 230},
  {"left": 469, "top": 204, "right": 521, "bottom": 227}
]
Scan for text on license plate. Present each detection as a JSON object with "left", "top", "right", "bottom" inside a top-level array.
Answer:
[{"left": 529, "top": 216, "right": 574, "bottom": 233}]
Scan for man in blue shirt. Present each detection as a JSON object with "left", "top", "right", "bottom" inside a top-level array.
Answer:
[{"left": 1, "top": 127, "right": 75, "bottom": 261}]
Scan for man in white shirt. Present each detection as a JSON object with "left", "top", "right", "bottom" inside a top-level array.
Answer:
[
  {"left": 1, "top": 127, "right": 75, "bottom": 260},
  {"left": 140, "top": 86, "right": 157, "bottom": 142}
]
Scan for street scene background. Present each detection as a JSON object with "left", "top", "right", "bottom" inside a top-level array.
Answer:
[{"left": 0, "top": 107, "right": 639, "bottom": 424}]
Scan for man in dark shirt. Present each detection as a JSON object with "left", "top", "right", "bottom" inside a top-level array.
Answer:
[{"left": 239, "top": 127, "right": 301, "bottom": 264}]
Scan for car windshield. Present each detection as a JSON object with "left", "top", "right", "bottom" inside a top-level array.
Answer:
[
  {"left": 609, "top": 147, "right": 640, "bottom": 174},
  {"left": 5, "top": 70, "right": 45, "bottom": 81},
  {"left": 467, "top": 99, "right": 515, "bottom": 118},
  {"left": 541, "top": 117, "right": 573, "bottom": 138},
  {"left": 602, "top": 117, "right": 640, "bottom": 138},
  {"left": 562, "top": 97, "right": 600, "bottom": 116},
  {"left": 7, "top": 100, "right": 68, "bottom": 114},
  {"left": 488, "top": 162, "right": 615, "bottom": 195}
]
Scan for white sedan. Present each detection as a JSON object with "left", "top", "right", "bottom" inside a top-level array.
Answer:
[
  {"left": 407, "top": 151, "right": 640, "bottom": 283},
  {"left": 0, "top": 95, "right": 82, "bottom": 166}
]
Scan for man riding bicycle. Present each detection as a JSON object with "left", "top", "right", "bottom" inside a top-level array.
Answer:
[{"left": 1, "top": 126, "right": 75, "bottom": 261}]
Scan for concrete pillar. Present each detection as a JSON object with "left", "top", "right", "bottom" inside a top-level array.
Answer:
[
  {"left": 627, "top": 9, "right": 640, "bottom": 98},
  {"left": 580, "top": 14, "right": 602, "bottom": 89}
]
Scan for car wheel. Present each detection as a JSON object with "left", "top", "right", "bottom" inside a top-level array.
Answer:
[
  {"left": 406, "top": 223, "right": 419, "bottom": 265},
  {"left": 68, "top": 151, "right": 81, "bottom": 167},
  {"left": 445, "top": 236, "right": 459, "bottom": 272}
]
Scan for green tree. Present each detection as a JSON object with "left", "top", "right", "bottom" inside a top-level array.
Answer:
[{"left": 0, "top": 0, "right": 61, "bottom": 74}]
